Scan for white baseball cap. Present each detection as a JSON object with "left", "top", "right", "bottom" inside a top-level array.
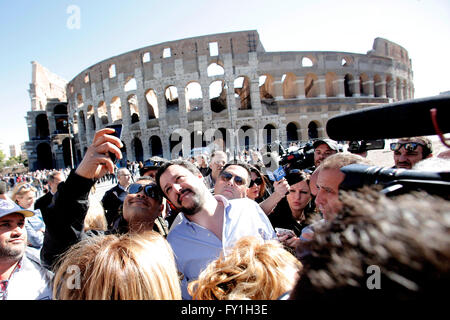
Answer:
[{"left": 0, "top": 199, "right": 34, "bottom": 219}]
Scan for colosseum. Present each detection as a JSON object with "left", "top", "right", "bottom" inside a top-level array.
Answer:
[{"left": 25, "top": 30, "right": 414, "bottom": 170}]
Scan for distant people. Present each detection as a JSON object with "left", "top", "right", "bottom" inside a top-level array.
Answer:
[
  {"left": 188, "top": 236, "right": 302, "bottom": 300},
  {"left": 52, "top": 232, "right": 181, "bottom": 300},
  {"left": 11, "top": 183, "right": 45, "bottom": 250},
  {"left": 196, "top": 154, "right": 210, "bottom": 177},
  {"left": 313, "top": 139, "right": 340, "bottom": 169},
  {"left": 204, "top": 151, "right": 228, "bottom": 189},
  {"left": 391, "top": 136, "right": 433, "bottom": 169},
  {"left": 0, "top": 199, "right": 52, "bottom": 300},
  {"left": 140, "top": 157, "right": 167, "bottom": 179},
  {"left": 34, "top": 171, "right": 65, "bottom": 218},
  {"left": 156, "top": 159, "right": 276, "bottom": 299},
  {"left": 301, "top": 153, "right": 372, "bottom": 241},
  {"left": 0, "top": 181, "right": 9, "bottom": 200},
  {"left": 101, "top": 168, "right": 132, "bottom": 229},
  {"left": 291, "top": 189, "right": 450, "bottom": 302}
]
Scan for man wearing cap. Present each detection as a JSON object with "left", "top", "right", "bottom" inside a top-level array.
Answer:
[
  {"left": 313, "top": 139, "right": 340, "bottom": 169},
  {"left": 0, "top": 199, "right": 52, "bottom": 300},
  {"left": 140, "top": 156, "right": 167, "bottom": 179},
  {"left": 101, "top": 168, "right": 132, "bottom": 229},
  {"left": 391, "top": 136, "right": 433, "bottom": 169}
]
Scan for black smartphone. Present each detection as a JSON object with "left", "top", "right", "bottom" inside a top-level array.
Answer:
[{"left": 105, "top": 124, "right": 123, "bottom": 163}]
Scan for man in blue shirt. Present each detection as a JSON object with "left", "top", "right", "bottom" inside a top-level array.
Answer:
[{"left": 156, "top": 159, "right": 276, "bottom": 299}]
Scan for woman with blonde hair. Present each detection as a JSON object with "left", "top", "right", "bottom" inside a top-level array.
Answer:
[
  {"left": 188, "top": 236, "right": 302, "bottom": 300},
  {"left": 53, "top": 231, "right": 181, "bottom": 300},
  {"left": 11, "top": 182, "right": 45, "bottom": 249}
]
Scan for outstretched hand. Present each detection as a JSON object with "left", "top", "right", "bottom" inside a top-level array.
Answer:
[{"left": 75, "top": 128, "right": 123, "bottom": 179}]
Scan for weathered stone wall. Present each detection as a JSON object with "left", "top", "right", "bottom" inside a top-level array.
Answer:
[{"left": 62, "top": 30, "right": 414, "bottom": 162}]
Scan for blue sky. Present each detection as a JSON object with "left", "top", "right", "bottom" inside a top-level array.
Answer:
[{"left": 0, "top": 0, "right": 449, "bottom": 155}]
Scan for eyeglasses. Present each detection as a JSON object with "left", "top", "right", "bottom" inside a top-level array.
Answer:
[
  {"left": 249, "top": 177, "right": 263, "bottom": 187},
  {"left": 219, "top": 172, "right": 246, "bottom": 186},
  {"left": 127, "top": 183, "right": 162, "bottom": 201},
  {"left": 390, "top": 142, "right": 424, "bottom": 152},
  {"left": 143, "top": 159, "right": 164, "bottom": 168}
]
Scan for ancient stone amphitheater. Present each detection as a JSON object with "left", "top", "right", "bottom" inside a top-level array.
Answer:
[{"left": 27, "top": 30, "right": 414, "bottom": 169}]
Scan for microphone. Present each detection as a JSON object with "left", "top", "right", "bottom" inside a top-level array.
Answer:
[{"left": 326, "top": 95, "right": 450, "bottom": 140}]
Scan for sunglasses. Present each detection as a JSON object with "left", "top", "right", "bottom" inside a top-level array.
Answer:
[
  {"left": 219, "top": 172, "right": 246, "bottom": 186},
  {"left": 127, "top": 183, "right": 162, "bottom": 201},
  {"left": 390, "top": 142, "right": 424, "bottom": 152},
  {"left": 249, "top": 177, "right": 263, "bottom": 187}
]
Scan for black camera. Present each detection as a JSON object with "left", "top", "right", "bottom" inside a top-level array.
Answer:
[
  {"left": 340, "top": 163, "right": 450, "bottom": 198},
  {"left": 279, "top": 141, "right": 315, "bottom": 172},
  {"left": 347, "top": 139, "right": 385, "bottom": 154}
]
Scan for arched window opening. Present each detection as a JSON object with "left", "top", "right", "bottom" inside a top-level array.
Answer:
[
  {"left": 209, "top": 80, "right": 227, "bottom": 113},
  {"left": 145, "top": 89, "right": 159, "bottom": 119},
  {"left": 165, "top": 86, "right": 179, "bottom": 111},
  {"left": 128, "top": 94, "right": 140, "bottom": 124},
  {"left": 286, "top": 122, "right": 299, "bottom": 142},
  {"left": 325, "top": 72, "right": 338, "bottom": 97},
  {"left": 234, "top": 76, "right": 251, "bottom": 110},
  {"left": 185, "top": 82, "right": 203, "bottom": 111},
  {"left": 344, "top": 74, "right": 354, "bottom": 97},
  {"left": 207, "top": 63, "right": 224, "bottom": 77},
  {"left": 35, "top": 114, "right": 50, "bottom": 139},
  {"left": 149, "top": 136, "right": 163, "bottom": 157},
  {"left": 133, "top": 137, "right": 143, "bottom": 162},
  {"left": 110, "top": 97, "right": 122, "bottom": 123},
  {"left": 259, "top": 74, "right": 275, "bottom": 100},
  {"left": 308, "top": 122, "right": 319, "bottom": 139},
  {"left": 98, "top": 101, "right": 108, "bottom": 125},
  {"left": 304, "top": 73, "right": 319, "bottom": 98},
  {"left": 302, "top": 57, "right": 314, "bottom": 67},
  {"left": 124, "top": 77, "right": 137, "bottom": 92},
  {"left": 282, "top": 73, "right": 298, "bottom": 99}
]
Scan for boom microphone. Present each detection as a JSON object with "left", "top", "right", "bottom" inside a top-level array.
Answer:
[{"left": 326, "top": 95, "right": 450, "bottom": 140}]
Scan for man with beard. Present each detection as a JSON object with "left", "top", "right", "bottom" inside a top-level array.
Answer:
[
  {"left": 156, "top": 160, "right": 276, "bottom": 299},
  {"left": 0, "top": 200, "right": 52, "bottom": 300}
]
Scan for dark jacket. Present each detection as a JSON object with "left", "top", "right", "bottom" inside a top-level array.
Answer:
[
  {"left": 101, "top": 184, "right": 128, "bottom": 228},
  {"left": 34, "top": 191, "right": 53, "bottom": 219},
  {"left": 40, "top": 170, "right": 95, "bottom": 269}
]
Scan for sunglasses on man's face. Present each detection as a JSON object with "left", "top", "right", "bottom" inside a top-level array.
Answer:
[
  {"left": 127, "top": 183, "right": 162, "bottom": 201},
  {"left": 219, "top": 171, "right": 246, "bottom": 186},
  {"left": 390, "top": 142, "right": 424, "bottom": 152},
  {"left": 249, "top": 177, "right": 263, "bottom": 187}
]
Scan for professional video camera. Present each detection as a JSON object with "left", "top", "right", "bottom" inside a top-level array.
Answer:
[
  {"left": 326, "top": 95, "right": 450, "bottom": 197},
  {"left": 347, "top": 139, "right": 385, "bottom": 154},
  {"left": 279, "top": 141, "right": 315, "bottom": 171}
]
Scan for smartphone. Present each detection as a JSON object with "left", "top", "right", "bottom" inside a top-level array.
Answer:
[
  {"left": 275, "top": 227, "right": 296, "bottom": 238},
  {"left": 105, "top": 124, "right": 123, "bottom": 163}
]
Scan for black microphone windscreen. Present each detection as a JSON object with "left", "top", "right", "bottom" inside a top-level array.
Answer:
[{"left": 326, "top": 95, "right": 450, "bottom": 140}]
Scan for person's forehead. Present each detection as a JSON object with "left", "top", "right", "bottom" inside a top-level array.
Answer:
[
  {"left": 224, "top": 165, "right": 249, "bottom": 179},
  {"left": 0, "top": 212, "right": 25, "bottom": 222},
  {"left": 317, "top": 168, "right": 344, "bottom": 187},
  {"left": 315, "top": 143, "right": 333, "bottom": 152},
  {"left": 212, "top": 153, "right": 227, "bottom": 161},
  {"left": 290, "top": 180, "right": 309, "bottom": 190}
]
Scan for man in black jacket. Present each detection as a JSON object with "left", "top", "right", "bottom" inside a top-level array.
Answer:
[
  {"left": 34, "top": 171, "right": 65, "bottom": 218},
  {"left": 101, "top": 168, "right": 132, "bottom": 229},
  {"left": 40, "top": 128, "right": 166, "bottom": 269}
]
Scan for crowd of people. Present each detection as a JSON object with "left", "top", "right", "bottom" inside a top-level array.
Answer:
[{"left": 0, "top": 127, "right": 448, "bottom": 302}]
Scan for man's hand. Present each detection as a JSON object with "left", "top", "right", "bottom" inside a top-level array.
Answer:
[{"left": 75, "top": 128, "right": 123, "bottom": 179}]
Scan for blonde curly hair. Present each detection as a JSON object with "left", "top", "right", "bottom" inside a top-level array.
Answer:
[{"left": 188, "top": 236, "right": 302, "bottom": 300}]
